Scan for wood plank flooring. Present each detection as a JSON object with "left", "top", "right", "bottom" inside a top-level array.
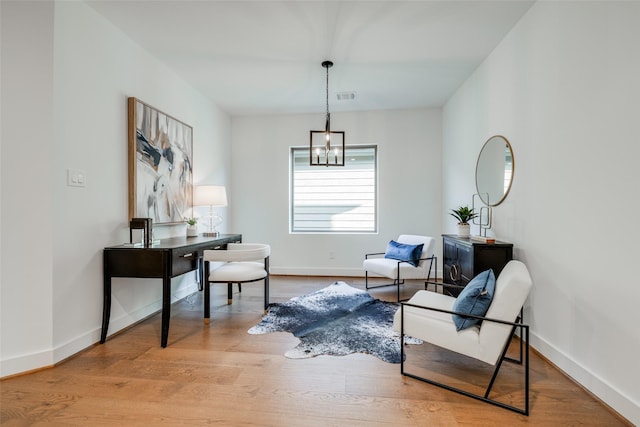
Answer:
[{"left": 1, "top": 276, "right": 630, "bottom": 426}]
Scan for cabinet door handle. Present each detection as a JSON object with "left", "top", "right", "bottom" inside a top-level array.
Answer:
[
  {"left": 450, "top": 264, "right": 458, "bottom": 281},
  {"left": 182, "top": 252, "right": 194, "bottom": 258}
]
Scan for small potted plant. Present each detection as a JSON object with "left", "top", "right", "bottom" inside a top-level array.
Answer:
[
  {"left": 449, "top": 206, "right": 478, "bottom": 237},
  {"left": 185, "top": 217, "right": 199, "bottom": 237}
]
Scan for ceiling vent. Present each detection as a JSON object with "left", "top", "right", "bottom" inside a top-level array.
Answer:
[{"left": 336, "top": 92, "right": 356, "bottom": 101}]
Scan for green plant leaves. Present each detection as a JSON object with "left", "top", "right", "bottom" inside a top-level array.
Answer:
[{"left": 449, "top": 206, "right": 478, "bottom": 224}]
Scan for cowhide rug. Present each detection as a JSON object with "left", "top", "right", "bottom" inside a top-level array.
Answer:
[{"left": 248, "top": 281, "right": 420, "bottom": 363}]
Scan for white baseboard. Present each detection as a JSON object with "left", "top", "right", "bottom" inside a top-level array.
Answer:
[
  {"left": 531, "top": 332, "right": 638, "bottom": 425},
  {"left": 0, "top": 349, "right": 54, "bottom": 378},
  {"left": 1, "top": 282, "right": 198, "bottom": 379},
  {"left": 271, "top": 266, "right": 444, "bottom": 279},
  {"left": 270, "top": 266, "right": 365, "bottom": 277}
]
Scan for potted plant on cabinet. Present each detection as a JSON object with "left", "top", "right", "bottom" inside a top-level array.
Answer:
[
  {"left": 186, "top": 217, "right": 199, "bottom": 237},
  {"left": 449, "top": 206, "right": 478, "bottom": 237}
]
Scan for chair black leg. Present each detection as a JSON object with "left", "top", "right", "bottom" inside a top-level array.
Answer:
[
  {"left": 227, "top": 282, "right": 233, "bottom": 304},
  {"left": 238, "top": 283, "right": 242, "bottom": 293},
  {"left": 423, "top": 257, "right": 437, "bottom": 292},
  {"left": 264, "top": 275, "right": 269, "bottom": 313}
]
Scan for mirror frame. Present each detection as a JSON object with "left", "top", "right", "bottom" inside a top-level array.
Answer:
[{"left": 475, "top": 135, "right": 514, "bottom": 207}]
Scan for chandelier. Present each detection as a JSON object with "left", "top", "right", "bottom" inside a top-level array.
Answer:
[{"left": 310, "top": 60, "right": 345, "bottom": 166}]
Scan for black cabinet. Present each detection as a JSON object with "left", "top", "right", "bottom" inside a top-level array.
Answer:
[{"left": 442, "top": 234, "right": 513, "bottom": 297}]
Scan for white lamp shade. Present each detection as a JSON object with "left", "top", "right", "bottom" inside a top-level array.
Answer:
[{"left": 194, "top": 185, "right": 228, "bottom": 207}]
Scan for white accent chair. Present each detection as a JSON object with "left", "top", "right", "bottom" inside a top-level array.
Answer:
[
  {"left": 394, "top": 260, "right": 533, "bottom": 415},
  {"left": 203, "top": 243, "right": 270, "bottom": 324},
  {"left": 363, "top": 235, "right": 437, "bottom": 301}
]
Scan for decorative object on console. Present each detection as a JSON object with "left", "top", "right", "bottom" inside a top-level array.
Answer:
[
  {"left": 128, "top": 97, "right": 193, "bottom": 224},
  {"left": 195, "top": 185, "right": 227, "bottom": 237},
  {"left": 185, "top": 217, "right": 198, "bottom": 237},
  {"left": 248, "top": 281, "right": 421, "bottom": 363},
  {"left": 310, "top": 60, "right": 345, "bottom": 166},
  {"left": 472, "top": 193, "right": 492, "bottom": 237},
  {"left": 470, "top": 235, "right": 496, "bottom": 244},
  {"left": 449, "top": 206, "right": 478, "bottom": 237},
  {"left": 129, "top": 217, "right": 153, "bottom": 247}
]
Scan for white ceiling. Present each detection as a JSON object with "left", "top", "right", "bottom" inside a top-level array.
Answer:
[{"left": 85, "top": 0, "right": 534, "bottom": 116}]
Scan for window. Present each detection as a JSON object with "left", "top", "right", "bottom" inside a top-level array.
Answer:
[{"left": 290, "top": 145, "right": 377, "bottom": 233}]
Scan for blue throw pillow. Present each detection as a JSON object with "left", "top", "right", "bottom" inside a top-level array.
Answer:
[
  {"left": 384, "top": 240, "right": 424, "bottom": 267},
  {"left": 451, "top": 269, "right": 496, "bottom": 331}
]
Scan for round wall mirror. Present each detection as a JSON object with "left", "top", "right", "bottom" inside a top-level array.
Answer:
[{"left": 475, "top": 135, "right": 514, "bottom": 206}]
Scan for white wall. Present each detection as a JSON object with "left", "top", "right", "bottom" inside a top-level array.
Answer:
[
  {"left": 1, "top": 0, "right": 55, "bottom": 374},
  {"left": 443, "top": 1, "right": 640, "bottom": 423},
  {"left": 0, "top": 1, "right": 231, "bottom": 376},
  {"left": 231, "top": 109, "right": 442, "bottom": 276}
]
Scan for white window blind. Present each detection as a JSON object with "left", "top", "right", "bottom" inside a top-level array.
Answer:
[{"left": 290, "top": 145, "right": 377, "bottom": 233}]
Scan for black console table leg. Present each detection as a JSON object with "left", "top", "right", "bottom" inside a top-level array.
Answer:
[
  {"left": 100, "top": 257, "right": 111, "bottom": 344},
  {"left": 161, "top": 258, "right": 171, "bottom": 348}
]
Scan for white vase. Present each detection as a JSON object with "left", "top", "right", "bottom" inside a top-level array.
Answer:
[
  {"left": 187, "top": 225, "right": 199, "bottom": 237},
  {"left": 457, "top": 223, "right": 470, "bottom": 237}
]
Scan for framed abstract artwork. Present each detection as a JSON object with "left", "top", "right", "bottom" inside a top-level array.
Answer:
[{"left": 128, "top": 97, "right": 193, "bottom": 224}]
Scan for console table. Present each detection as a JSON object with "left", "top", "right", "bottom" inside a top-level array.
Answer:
[
  {"left": 101, "top": 233, "right": 242, "bottom": 347},
  {"left": 442, "top": 234, "right": 513, "bottom": 297}
]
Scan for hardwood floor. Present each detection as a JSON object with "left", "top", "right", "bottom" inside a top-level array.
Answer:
[{"left": 1, "top": 276, "right": 630, "bottom": 426}]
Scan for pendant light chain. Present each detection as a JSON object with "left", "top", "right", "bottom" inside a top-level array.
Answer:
[{"left": 325, "top": 63, "right": 330, "bottom": 133}]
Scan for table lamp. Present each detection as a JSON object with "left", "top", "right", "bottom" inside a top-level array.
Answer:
[{"left": 194, "top": 185, "right": 228, "bottom": 237}]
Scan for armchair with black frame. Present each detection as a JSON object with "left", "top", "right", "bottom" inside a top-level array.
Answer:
[
  {"left": 363, "top": 235, "right": 437, "bottom": 302},
  {"left": 394, "top": 260, "right": 533, "bottom": 415}
]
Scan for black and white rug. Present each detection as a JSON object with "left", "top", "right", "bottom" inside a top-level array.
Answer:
[{"left": 248, "top": 281, "right": 420, "bottom": 363}]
